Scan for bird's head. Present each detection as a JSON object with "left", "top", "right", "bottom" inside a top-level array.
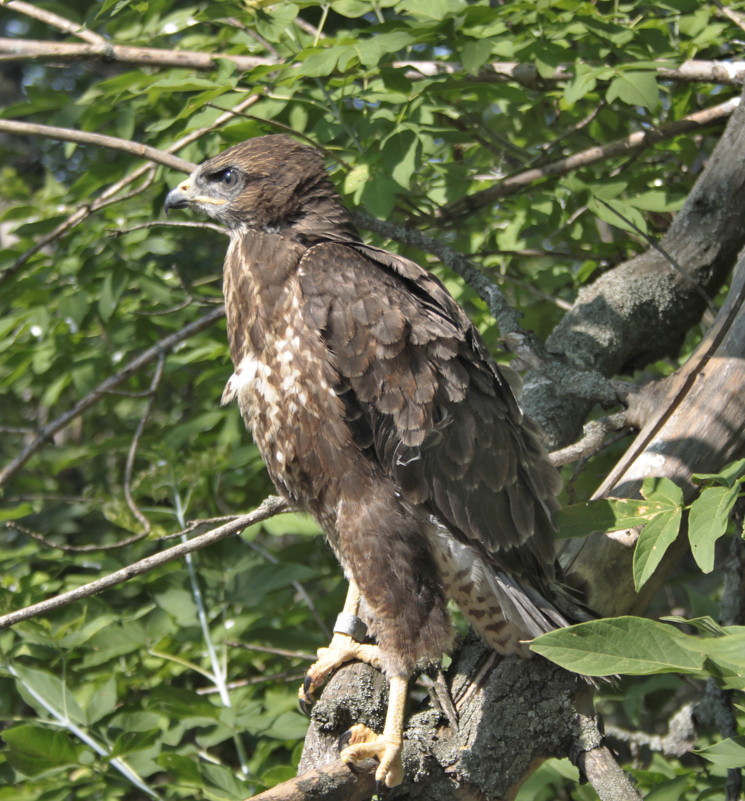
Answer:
[{"left": 164, "top": 134, "right": 356, "bottom": 238}]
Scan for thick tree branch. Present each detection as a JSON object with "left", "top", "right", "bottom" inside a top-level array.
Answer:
[
  {"left": 0, "top": 307, "right": 224, "bottom": 488},
  {"left": 438, "top": 97, "right": 739, "bottom": 222},
  {"left": 0, "top": 496, "right": 288, "bottom": 630},
  {"left": 246, "top": 758, "right": 375, "bottom": 801},
  {"left": 523, "top": 86, "right": 745, "bottom": 447},
  {"left": 562, "top": 247, "right": 745, "bottom": 615}
]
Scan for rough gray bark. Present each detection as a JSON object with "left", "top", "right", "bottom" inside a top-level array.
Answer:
[
  {"left": 296, "top": 637, "right": 612, "bottom": 801},
  {"left": 523, "top": 84, "right": 745, "bottom": 447},
  {"left": 562, "top": 247, "right": 745, "bottom": 616}
]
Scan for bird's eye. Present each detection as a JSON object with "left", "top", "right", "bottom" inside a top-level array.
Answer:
[
  {"left": 208, "top": 168, "right": 240, "bottom": 188},
  {"left": 221, "top": 168, "right": 237, "bottom": 187}
]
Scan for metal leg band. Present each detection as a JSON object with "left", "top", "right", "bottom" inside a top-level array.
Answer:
[{"left": 334, "top": 612, "right": 368, "bottom": 642}]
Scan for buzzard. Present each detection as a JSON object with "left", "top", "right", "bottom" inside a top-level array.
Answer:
[{"left": 164, "top": 135, "right": 587, "bottom": 789}]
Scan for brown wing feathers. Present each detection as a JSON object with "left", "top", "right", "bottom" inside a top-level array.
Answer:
[{"left": 298, "top": 240, "right": 559, "bottom": 578}]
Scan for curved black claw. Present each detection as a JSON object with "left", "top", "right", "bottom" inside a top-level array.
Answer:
[
  {"left": 299, "top": 675, "right": 315, "bottom": 716},
  {"left": 375, "top": 778, "right": 390, "bottom": 797},
  {"left": 338, "top": 728, "right": 353, "bottom": 752}
]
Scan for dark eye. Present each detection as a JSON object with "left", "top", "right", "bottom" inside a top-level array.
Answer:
[
  {"left": 220, "top": 168, "right": 238, "bottom": 187},
  {"left": 208, "top": 168, "right": 240, "bottom": 188}
]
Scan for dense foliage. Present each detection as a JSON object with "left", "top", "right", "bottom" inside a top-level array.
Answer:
[{"left": 0, "top": 1, "right": 743, "bottom": 798}]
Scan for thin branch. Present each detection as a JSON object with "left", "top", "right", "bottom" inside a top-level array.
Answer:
[
  {"left": 549, "top": 412, "right": 631, "bottom": 467},
  {"left": 3, "top": 2, "right": 105, "bottom": 44},
  {"left": 438, "top": 97, "right": 740, "bottom": 222},
  {"left": 0, "top": 119, "right": 194, "bottom": 172},
  {"left": 226, "top": 641, "right": 316, "bottom": 662},
  {"left": 159, "top": 515, "right": 242, "bottom": 540},
  {"left": 8, "top": 519, "right": 147, "bottom": 554},
  {"left": 1, "top": 37, "right": 743, "bottom": 88},
  {"left": 714, "top": 0, "right": 745, "bottom": 35},
  {"left": 0, "top": 307, "right": 224, "bottom": 488},
  {"left": 604, "top": 705, "right": 696, "bottom": 757},
  {"left": 0, "top": 496, "right": 288, "bottom": 630},
  {"left": 196, "top": 669, "right": 306, "bottom": 694},
  {"left": 123, "top": 353, "right": 165, "bottom": 534},
  {"left": 0, "top": 168, "right": 157, "bottom": 286},
  {"left": 0, "top": 37, "right": 275, "bottom": 71},
  {"left": 352, "top": 212, "right": 620, "bottom": 408},
  {"left": 110, "top": 220, "right": 228, "bottom": 237},
  {"left": 242, "top": 538, "right": 331, "bottom": 640},
  {"left": 594, "top": 196, "right": 717, "bottom": 315},
  {"left": 352, "top": 211, "right": 526, "bottom": 337},
  {"left": 0, "top": 93, "right": 258, "bottom": 285}
]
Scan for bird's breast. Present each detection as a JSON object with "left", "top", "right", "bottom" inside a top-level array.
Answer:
[{"left": 222, "top": 288, "right": 351, "bottom": 510}]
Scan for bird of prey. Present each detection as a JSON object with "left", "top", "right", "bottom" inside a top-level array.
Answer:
[{"left": 164, "top": 135, "right": 588, "bottom": 789}]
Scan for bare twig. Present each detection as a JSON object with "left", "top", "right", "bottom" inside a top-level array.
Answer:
[
  {"left": 110, "top": 220, "right": 228, "bottom": 238},
  {"left": 594, "top": 197, "right": 717, "bottom": 316},
  {"left": 0, "top": 307, "right": 224, "bottom": 488},
  {"left": 0, "top": 37, "right": 275, "bottom": 71},
  {"left": 0, "top": 93, "right": 258, "bottom": 285},
  {"left": 3, "top": 2, "right": 105, "bottom": 44},
  {"left": 8, "top": 520, "right": 147, "bottom": 553},
  {"left": 159, "top": 515, "right": 242, "bottom": 540},
  {"left": 0, "top": 119, "right": 194, "bottom": 172},
  {"left": 196, "top": 669, "right": 306, "bottom": 694},
  {"left": 352, "top": 212, "right": 619, "bottom": 408},
  {"left": 549, "top": 412, "right": 630, "bottom": 466},
  {"left": 227, "top": 641, "right": 315, "bottom": 662},
  {"left": 714, "top": 0, "right": 745, "bottom": 35},
  {"left": 1, "top": 37, "right": 743, "bottom": 88},
  {"left": 242, "top": 538, "right": 331, "bottom": 640},
  {"left": 604, "top": 705, "right": 696, "bottom": 757},
  {"left": 123, "top": 353, "right": 165, "bottom": 533},
  {"left": 439, "top": 97, "right": 740, "bottom": 221},
  {"left": 0, "top": 496, "right": 288, "bottom": 630}
]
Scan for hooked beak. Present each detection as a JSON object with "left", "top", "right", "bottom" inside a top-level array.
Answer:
[{"left": 164, "top": 179, "right": 193, "bottom": 213}]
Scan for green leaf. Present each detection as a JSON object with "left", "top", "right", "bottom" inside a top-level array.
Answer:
[
  {"left": 531, "top": 617, "right": 706, "bottom": 677},
  {"left": 645, "top": 776, "right": 691, "bottom": 801},
  {"left": 606, "top": 71, "right": 659, "bottom": 110},
  {"left": 12, "top": 665, "right": 87, "bottom": 725},
  {"left": 461, "top": 39, "right": 493, "bottom": 75},
  {"left": 0, "top": 502, "right": 35, "bottom": 523},
  {"left": 641, "top": 476, "right": 684, "bottom": 507},
  {"left": 688, "top": 484, "right": 739, "bottom": 573},
  {"left": 110, "top": 729, "right": 161, "bottom": 758},
  {"left": 692, "top": 458, "right": 745, "bottom": 486},
  {"left": 2, "top": 724, "right": 78, "bottom": 775},
  {"left": 98, "top": 269, "right": 128, "bottom": 321},
  {"left": 563, "top": 70, "right": 598, "bottom": 106},
  {"left": 84, "top": 675, "right": 117, "bottom": 724},
  {"left": 696, "top": 736, "right": 745, "bottom": 769},
  {"left": 633, "top": 507, "right": 682, "bottom": 590},
  {"left": 555, "top": 497, "right": 674, "bottom": 539}
]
